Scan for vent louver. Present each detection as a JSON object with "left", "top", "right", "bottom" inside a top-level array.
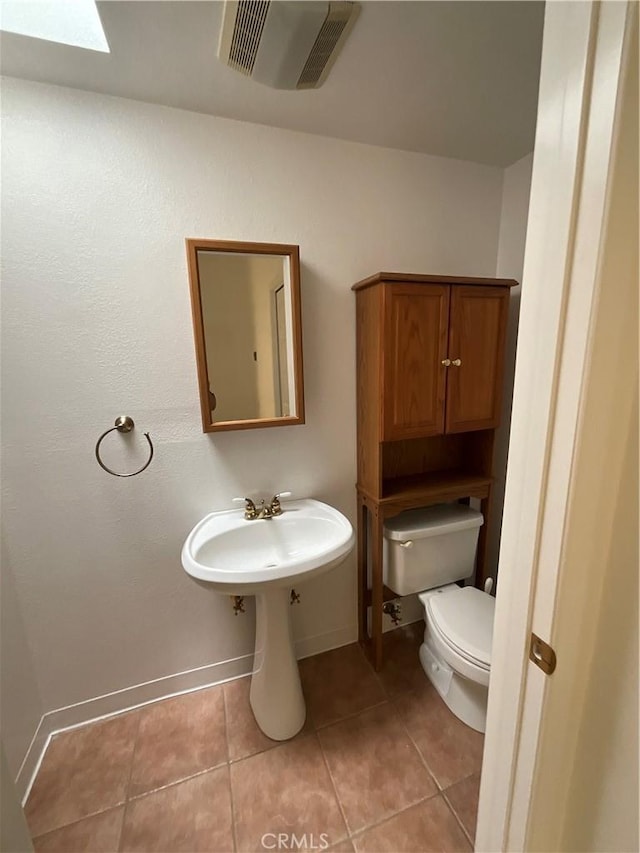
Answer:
[
  {"left": 297, "top": 8, "right": 351, "bottom": 88},
  {"left": 227, "top": 0, "right": 271, "bottom": 75},
  {"left": 218, "top": 1, "right": 360, "bottom": 90}
]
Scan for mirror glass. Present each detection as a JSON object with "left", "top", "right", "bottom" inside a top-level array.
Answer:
[{"left": 186, "top": 240, "right": 304, "bottom": 432}]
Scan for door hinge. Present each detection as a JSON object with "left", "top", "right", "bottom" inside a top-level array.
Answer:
[{"left": 529, "top": 632, "right": 557, "bottom": 675}]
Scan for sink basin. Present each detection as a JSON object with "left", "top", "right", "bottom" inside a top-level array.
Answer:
[
  {"left": 181, "top": 498, "right": 354, "bottom": 740},
  {"left": 182, "top": 499, "right": 354, "bottom": 594}
]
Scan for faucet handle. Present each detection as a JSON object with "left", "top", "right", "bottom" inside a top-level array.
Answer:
[
  {"left": 232, "top": 497, "right": 257, "bottom": 519},
  {"left": 269, "top": 491, "right": 292, "bottom": 516}
]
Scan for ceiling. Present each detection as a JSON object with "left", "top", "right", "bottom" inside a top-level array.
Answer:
[{"left": 0, "top": 1, "right": 545, "bottom": 167}]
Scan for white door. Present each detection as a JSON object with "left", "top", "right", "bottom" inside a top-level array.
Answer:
[{"left": 476, "top": 2, "right": 638, "bottom": 850}]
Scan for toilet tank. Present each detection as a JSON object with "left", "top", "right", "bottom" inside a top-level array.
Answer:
[{"left": 383, "top": 504, "right": 484, "bottom": 596}]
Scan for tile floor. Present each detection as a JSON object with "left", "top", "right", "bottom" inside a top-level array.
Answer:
[{"left": 25, "top": 624, "right": 483, "bottom": 852}]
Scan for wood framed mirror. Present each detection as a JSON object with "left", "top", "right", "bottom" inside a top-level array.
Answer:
[{"left": 186, "top": 239, "right": 305, "bottom": 433}]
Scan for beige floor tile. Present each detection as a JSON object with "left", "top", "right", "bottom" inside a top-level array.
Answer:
[
  {"left": 352, "top": 796, "right": 472, "bottom": 853},
  {"left": 327, "top": 840, "right": 355, "bottom": 852},
  {"left": 376, "top": 622, "right": 428, "bottom": 697},
  {"left": 299, "top": 644, "right": 386, "bottom": 729},
  {"left": 25, "top": 712, "right": 139, "bottom": 837},
  {"left": 231, "top": 734, "right": 347, "bottom": 852},
  {"left": 121, "top": 766, "right": 233, "bottom": 852},
  {"left": 25, "top": 645, "right": 485, "bottom": 853},
  {"left": 32, "top": 806, "right": 124, "bottom": 852},
  {"left": 129, "top": 685, "right": 227, "bottom": 796},
  {"left": 443, "top": 774, "right": 481, "bottom": 843},
  {"left": 318, "top": 703, "right": 437, "bottom": 833},
  {"left": 395, "top": 682, "right": 484, "bottom": 789}
]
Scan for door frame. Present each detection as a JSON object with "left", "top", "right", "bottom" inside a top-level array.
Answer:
[{"left": 475, "top": 2, "right": 636, "bottom": 850}]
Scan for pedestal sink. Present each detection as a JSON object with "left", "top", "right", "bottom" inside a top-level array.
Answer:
[{"left": 181, "top": 499, "right": 354, "bottom": 740}]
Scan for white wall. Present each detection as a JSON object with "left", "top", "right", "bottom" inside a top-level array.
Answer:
[
  {"left": 0, "top": 538, "right": 43, "bottom": 778},
  {"left": 489, "top": 153, "right": 534, "bottom": 579},
  {"left": 1, "top": 743, "right": 34, "bottom": 853},
  {"left": 0, "top": 77, "right": 504, "bottom": 775}
]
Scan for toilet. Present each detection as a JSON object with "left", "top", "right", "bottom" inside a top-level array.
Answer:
[{"left": 383, "top": 503, "right": 495, "bottom": 733}]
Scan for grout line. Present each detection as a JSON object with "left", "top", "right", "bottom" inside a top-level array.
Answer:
[
  {"left": 389, "top": 692, "right": 443, "bottom": 792},
  {"left": 222, "top": 685, "right": 239, "bottom": 853},
  {"left": 312, "top": 698, "right": 389, "bottom": 733},
  {"left": 114, "top": 804, "right": 126, "bottom": 853},
  {"left": 220, "top": 683, "right": 232, "bottom": 768},
  {"left": 117, "top": 801, "right": 129, "bottom": 853},
  {"left": 228, "top": 745, "right": 276, "bottom": 765},
  {"left": 315, "top": 698, "right": 440, "bottom": 844},
  {"left": 227, "top": 735, "right": 296, "bottom": 765},
  {"left": 118, "top": 708, "right": 143, "bottom": 852},
  {"left": 125, "top": 762, "right": 230, "bottom": 803},
  {"left": 441, "top": 772, "right": 480, "bottom": 849},
  {"left": 224, "top": 764, "right": 237, "bottom": 853},
  {"left": 32, "top": 801, "right": 129, "bottom": 842},
  {"left": 228, "top": 728, "right": 316, "bottom": 768},
  {"left": 315, "top": 731, "right": 351, "bottom": 844},
  {"left": 123, "top": 711, "right": 144, "bottom": 801},
  {"left": 31, "top": 804, "right": 126, "bottom": 847},
  {"left": 348, "top": 791, "right": 439, "bottom": 844},
  {"left": 441, "top": 788, "right": 475, "bottom": 849}
]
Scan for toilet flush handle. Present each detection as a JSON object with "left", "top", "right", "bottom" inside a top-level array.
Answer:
[{"left": 399, "top": 540, "right": 414, "bottom": 549}]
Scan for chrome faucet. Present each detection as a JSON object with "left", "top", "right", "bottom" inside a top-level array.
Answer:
[{"left": 233, "top": 492, "right": 291, "bottom": 520}]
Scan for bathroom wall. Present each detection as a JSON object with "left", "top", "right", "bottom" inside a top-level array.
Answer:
[
  {"left": 1, "top": 76, "right": 505, "bottom": 777},
  {"left": 1, "top": 743, "right": 34, "bottom": 853},
  {"left": 0, "top": 537, "right": 43, "bottom": 778},
  {"left": 488, "top": 153, "right": 534, "bottom": 580}
]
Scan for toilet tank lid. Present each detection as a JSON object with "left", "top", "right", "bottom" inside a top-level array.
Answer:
[{"left": 383, "top": 504, "right": 483, "bottom": 541}]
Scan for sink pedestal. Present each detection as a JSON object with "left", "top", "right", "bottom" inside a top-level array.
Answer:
[{"left": 250, "top": 587, "right": 306, "bottom": 740}]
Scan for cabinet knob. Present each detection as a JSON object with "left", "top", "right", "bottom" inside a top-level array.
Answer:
[
  {"left": 441, "top": 359, "right": 451, "bottom": 367},
  {"left": 452, "top": 358, "right": 462, "bottom": 367}
]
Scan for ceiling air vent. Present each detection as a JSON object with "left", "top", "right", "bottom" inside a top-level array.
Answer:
[
  {"left": 218, "top": 1, "right": 360, "bottom": 90},
  {"left": 226, "top": 1, "right": 270, "bottom": 76}
]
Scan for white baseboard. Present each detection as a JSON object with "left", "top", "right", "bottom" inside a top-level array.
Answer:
[
  {"left": 295, "top": 623, "right": 358, "bottom": 660},
  {"left": 15, "top": 623, "right": 358, "bottom": 804}
]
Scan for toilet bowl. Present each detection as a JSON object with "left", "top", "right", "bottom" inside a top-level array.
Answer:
[
  {"left": 382, "top": 503, "right": 495, "bottom": 733},
  {"left": 418, "top": 584, "right": 494, "bottom": 733}
]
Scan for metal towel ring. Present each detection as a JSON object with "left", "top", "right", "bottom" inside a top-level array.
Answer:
[{"left": 95, "top": 416, "right": 154, "bottom": 477}]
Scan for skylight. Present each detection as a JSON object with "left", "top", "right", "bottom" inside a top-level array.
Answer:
[{"left": 0, "top": 0, "right": 109, "bottom": 52}]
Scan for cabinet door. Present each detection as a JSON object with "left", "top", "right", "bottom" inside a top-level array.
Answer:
[
  {"left": 445, "top": 285, "right": 509, "bottom": 433},
  {"left": 383, "top": 284, "right": 449, "bottom": 440}
]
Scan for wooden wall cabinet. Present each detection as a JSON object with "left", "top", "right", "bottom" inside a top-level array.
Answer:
[{"left": 354, "top": 272, "right": 516, "bottom": 669}]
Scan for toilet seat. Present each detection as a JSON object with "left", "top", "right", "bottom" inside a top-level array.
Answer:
[
  {"left": 427, "top": 586, "right": 494, "bottom": 665},
  {"left": 420, "top": 586, "right": 494, "bottom": 685},
  {"left": 426, "top": 613, "right": 490, "bottom": 687}
]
